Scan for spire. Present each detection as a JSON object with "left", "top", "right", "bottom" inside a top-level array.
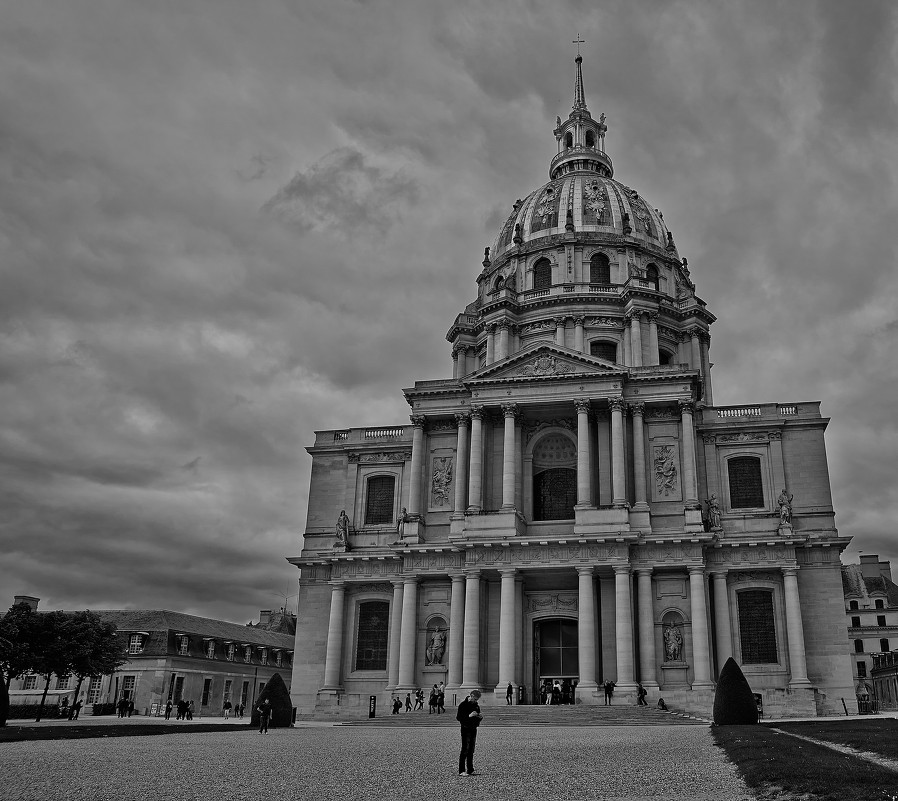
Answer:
[{"left": 573, "top": 54, "right": 587, "bottom": 111}]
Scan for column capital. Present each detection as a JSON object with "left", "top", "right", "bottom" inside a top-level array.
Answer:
[
  {"left": 451, "top": 344, "right": 462, "bottom": 357},
  {"left": 678, "top": 400, "right": 695, "bottom": 416},
  {"left": 470, "top": 404, "right": 486, "bottom": 420},
  {"left": 454, "top": 412, "right": 471, "bottom": 427},
  {"left": 573, "top": 315, "right": 586, "bottom": 326},
  {"left": 628, "top": 401, "right": 646, "bottom": 417},
  {"left": 633, "top": 566, "right": 654, "bottom": 576},
  {"left": 574, "top": 398, "right": 592, "bottom": 414},
  {"left": 647, "top": 311, "right": 659, "bottom": 323},
  {"left": 410, "top": 414, "right": 427, "bottom": 428},
  {"left": 448, "top": 571, "right": 466, "bottom": 582},
  {"left": 781, "top": 566, "right": 800, "bottom": 577},
  {"left": 329, "top": 579, "right": 347, "bottom": 588},
  {"left": 612, "top": 564, "right": 631, "bottom": 576},
  {"left": 402, "top": 575, "right": 420, "bottom": 586},
  {"left": 464, "top": 568, "right": 482, "bottom": 579},
  {"left": 554, "top": 315, "right": 567, "bottom": 326},
  {"left": 501, "top": 402, "right": 519, "bottom": 418},
  {"left": 498, "top": 567, "right": 518, "bottom": 577},
  {"left": 687, "top": 565, "right": 706, "bottom": 577},
  {"left": 485, "top": 321, "right": 498, "bottom": 333},
  {"left": 708, "top": 568, "right": 729, "bottom": 578},
  {"left": 496, "top": 319, "right": 511, "bottom": 331},
  {"left": 608, "top": 396, "right": 626, "bottom": 413},
  {"left": 390, "top": 578, "right": 406, "bottom": 587},
  {"left": 576, "top": 566, "right": 595, "bottom": 577}
]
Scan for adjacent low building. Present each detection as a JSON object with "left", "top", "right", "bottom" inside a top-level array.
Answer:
[
  {"left": 9, "top": 597, "right": 296, "bottom": 717},
  {"left": 842, "top": 556, "right": 898, "bottom": 711}
]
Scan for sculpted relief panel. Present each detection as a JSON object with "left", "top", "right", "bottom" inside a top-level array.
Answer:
[
  {"left": 526, "top": 593, "right": 578, "bottom": 614},
  {"left": 468, "top": 543, "right": 625, "bottom": 567},
  {"left": 652, "top": 444, "right": 682, "bottom": 501},
  {"left": 430, "top": 457, "right": 453, "bottom": 508}
]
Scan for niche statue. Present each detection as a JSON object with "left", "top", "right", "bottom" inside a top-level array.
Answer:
[
  {"left": 425, "top": 628, "right": 446, "bottom": 666},
  {"left": 335, "top": 510, "right": 350, "bottom": 547},
  {"left": 663, "top": 624, "right": 683, "bottom": 662}
]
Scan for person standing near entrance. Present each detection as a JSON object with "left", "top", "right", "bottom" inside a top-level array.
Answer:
[
  {"left": 456, "top": 689, "right": 483, "bottom": 776},
  {"left": 636, "top": 683, "right": 648, "bottom": 706},
  {"left": 603, "top": 680, "right": 615, "bottom": 705},
  {"left": 505, "top": 683, "right": 513, "bottom": 705}
]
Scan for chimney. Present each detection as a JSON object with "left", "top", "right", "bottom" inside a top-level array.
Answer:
[
  {"left": 13, "top": 595, "right": 40, "bottom": 611},
  {"left": 259, "top": 610, "right": 272, "bottom": 626}
]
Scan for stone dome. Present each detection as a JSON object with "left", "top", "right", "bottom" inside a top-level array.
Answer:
[{"left": 492, "top": 174, "right": 672, "bottom": 260}]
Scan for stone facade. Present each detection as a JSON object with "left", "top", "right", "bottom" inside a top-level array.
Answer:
[{"left": 289, "top": 56, "right": 855, "bottom": 718}]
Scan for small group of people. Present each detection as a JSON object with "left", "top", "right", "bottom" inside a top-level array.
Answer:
[
  {"left": 222, "top": 700, "right": 246, "bottom": 719},
  {"left": 116, "top": 697, "right": 135, "bottom": 718},
  {"left": 540, "top": 679, "right": 577, "bottom": 705},
  {"left": 391, "top": 683, "right": 445, "bottom": 715},
  {"left": 163, "top": 699, "right": 195, "bottom": 720}
]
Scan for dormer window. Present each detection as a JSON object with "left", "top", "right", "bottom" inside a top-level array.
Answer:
[
  {"left": 226, "top": 643, "right": 235, "bottom": 662},
  {"left": 128, "top": 634, "right": 145, "bottom": 655},
  {"left": 244, "top": 645, "right": 252, "bottom": 663},
  {"left": 205, "top": 640, "right": 215, "bottom": 659},
  {"left": 177, "top": 635, "right": 189, "bottom": 656},
  {"left": 260, "top": 647, "right": 269, "bottom": 666}
]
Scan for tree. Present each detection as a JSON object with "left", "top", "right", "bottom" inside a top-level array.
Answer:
[
  {"left": 0, "top": 602, "right": 43, "bottom": 727},
  {"left": 31, "top": 610, "right": 76, "bottom": 722},
  {"left": 713, "top": 657, "right": 759, "bottom": 725},
  {"left": 67, "top": 612, "right": 127, "bottom": 707}
]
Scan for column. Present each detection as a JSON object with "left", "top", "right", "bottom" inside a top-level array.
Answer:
[
  {"left": 647, "top": 312, "right": 660, "bottom": 366},
  {"left": 461, "top": 571, "right": 481, "bottom": 688},
  {"left": 700, "top": 334, "right": 714, "bottom": 405},
  {"left": 452, "top": 347, "right": 460, "bottom": 380},
  {"left": 577, "top": 567, "right": 598, "bottom": 689},
  {"left": 676, "top": 333, "right": 688, "bottom": 365},
  {"left": 321, "top": 581, "right": 346, "bottom": 690},
  {"left": 397, "top": 576, "right": 419, "bottom": 689},
  {"left": 485, "top": 323, "right": 496, "bottom": 365},
  {"left": 782, "top": 568, "right": 811, "bottom": 687},
  {"left": 630, "top": 403, "right": 648, "bottom": 510},
  {"left": 453, "top": 413, "right": 470, "bottom": 518},
  {"left": 622, "top": 319, "right": 633, "bottom": 366},
  {"left": 595, "top": 411, "right": 611, "bottom": 506},
  {"left": 614, "top": 565, "right": 635, "bottom": 689},
  {"left": 447, "top": 573, "right": 466, "bottom": 688},
  {"left": 501, "top": 403, "right": 518, "bottom": 509},
  {"left": 465, "top": 346, "right": 475, "bottom": 376},
  {"left": 514, "top": 412, "right": 523, "bottom": 511},
  {"left": 636, "top": 568, "right": 658, "bottom": 687},
  {"left": 467, "top": 406, "right": 484, "bottom": 513},
  {"left": 610, "top": 397, "right": 627, "bottom": 507},
  {"left": 408, "top": 415, "right": 426, "bottom": 516},
  {"left": 497, "top": 322, "right": 510, "bottom": 361},
  {"left": 554, "top": 316, "right": 566, "bottom": 347},
  {"left": 387, "top": 580, "right": 404, "bottom": 689},
  {"left": 690, "top": 329, "right": 701, "bottom": 371},
  {"left": 575, "top": 399, "right": 593, "bottom": 508},
  {"left": 711, "top": 571, "right": 732, "bottom": 674},
  {"left": 688, "top": 567, "right": 713, "bottom": 688},
  {"left": 679, "top": 401, "right": 699, "bottom": 507},
  {"left": 514, "top": 577, "right": 524, "bottom": 688},
  {"left": 496, "top": 569, "right": 517, "bottom": 693},
  {"left": 630, "top": 312, "right": 643, "bottom": 366},
  {"left": 574, "top": 315, "right": 585, "bottom": 353}
]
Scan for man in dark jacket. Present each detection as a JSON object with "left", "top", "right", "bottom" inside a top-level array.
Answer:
[{"left": 456, "top": 689, "right": 482, "bottom": 776}]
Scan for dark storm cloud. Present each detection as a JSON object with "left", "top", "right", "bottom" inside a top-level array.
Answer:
[{"left": 1, "top": 0, "right": 896, "bottom": 621}]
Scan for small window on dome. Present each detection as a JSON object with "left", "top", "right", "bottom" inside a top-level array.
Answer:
[
  {"left": 565, "top": 132, "right": 573, "bottom": 149},
  {"left": 533, "top": 259, "right": 552, "bottom": 291},
  {"left": 589, "top": 253, "right": 610, "bottom": 285},
  {"left": 585, "top": 130, "right": 595, "bottom": 148},
  {"left": 646, "top": 264, "right": 659, "bottom": 291},
  {"left": 590, "top": 341, "right": 617, "bottom": 362}
]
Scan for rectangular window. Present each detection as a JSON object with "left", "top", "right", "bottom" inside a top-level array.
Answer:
[
  {"left": 857, "top": 661, "right": 867, "bottom": 678},
  {"left": 121, "top": 676, "right": 136, "bottom": 700},
  {"left": 178, "top": 637, "right": 189, "bottom": 656},
  {"left": 851, "top": 616, "right": 861, "bottom": 627},
  {"left": 172, "top": 676, "right": 184, "bottom": 703},
  {"left": 244, "top": 646, "right": 252, "bottom": 663},
  {"left": 881, "top": 639, "right": 890, "bottom": 652},
  {"left": 224, "top": 680, "right": 232, "bottom": 704},
  {"left": 206, "top": 641, "right": 215, "bottom": 659},
  {"left": 87, "top": 676, "right": 102, "bottom": 704},
  {"left": 226, "top": 644, "right": 235, "bottom": 662},
  {"left": 365, "top": 476, "right": 395, "bottom": 525},
  {"left": 128, "top": 634, "right": 144, "bottom": 654},
  {"left": 738, "top": 590, "right": 778, "bottom": 664},
  {"left": 202, "top": 678, "right": 212, "bottom": 706},
  {"left": 241, "top": 681, "right": 249, "bottom": 707},
  {"left": 275, "top": 651, "right": 282, "bottom": 667},
  {"left": 260, "top": 648, "right": 268, "bottom": 666},
  {"left": 355, "top": 601, "right": 390, "bottom": 670},
  {"left": 728, "top": 457, "right": 764, "bottom": 509},
  {"left": 56, "top": 675, "right": 70, "bottom": 690},
  {"left": 23, "top": 675, "right": 37, "bottom": 690},
  {"left": 878, "top": 616, "right": 887, "bottom": 627}
]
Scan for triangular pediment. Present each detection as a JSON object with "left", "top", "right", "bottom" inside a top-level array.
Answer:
[{"left": 467, "top": 343, "right": 626, "bottom": 383}]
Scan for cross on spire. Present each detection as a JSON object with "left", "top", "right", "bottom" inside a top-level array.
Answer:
[{"left": 572, "top": 34, "right": 585, "bottom": 56}]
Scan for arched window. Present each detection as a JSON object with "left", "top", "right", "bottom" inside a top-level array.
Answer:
[
  {"left": 850, "top": 600, "right": 859, "bottom": 610},
  {"left": 533, "top": 258, "right": 552, "bottom": 290},
  {"left": 365, "top": 476, "right": 395, "bottom": 525},
  {"left": 728, "top": 456, "right": 764, "bottom": 509},
  {"left": 532, "top": 433, "right": 577, "bottom": 521},
  {"left": 876, "top": 599, "right": 885, "bottom": 609},
  {"left": 589, "top": 252, "right": 611, "bottom": 284},
  {"left": 355, "top": 601, "right": 390, "bottom": 670},
  {"left": 854, "top": 639, "right": 865, "bottom": 653},
  {"left": 881, "top": 638, "right": 890, "bottom": 652},
  {"left": 738, "top": 589, "right": 778, "bottom": 664},
  {"left": 565, "top": 132, "right": 573, "bottom": 148},
  {"left": 493, "top": 275, "right": 504, "bottom": 291},
  {"left": 590, "top": 340, "right": 617, "bottom": 362},
  {"left": 646, "top": 263, "right": 659, "bottom": 291},
  {"left": 585, "top": 129, "right": 595, "bottom": 148}
]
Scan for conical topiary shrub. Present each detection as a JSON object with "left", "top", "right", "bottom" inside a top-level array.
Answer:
[
  {"left": 250, "top": 673, "right": 293, "bottom": 728},
  {"left": 713, "top": 657, "right": 759, "bottom": 725}
]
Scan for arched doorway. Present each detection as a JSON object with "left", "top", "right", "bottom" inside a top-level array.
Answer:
[{"left": 533, "top": 618, "right": 579, "bottom": 704}]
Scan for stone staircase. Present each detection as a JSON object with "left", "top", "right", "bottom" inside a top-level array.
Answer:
[{"left": 332, "top": 704, "right": 708, "bottom": 727}]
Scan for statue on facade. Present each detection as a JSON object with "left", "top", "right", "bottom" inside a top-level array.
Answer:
[
  {"left": 335, "top": 510, "right": 350, "bottom": 546},
  {"left": 704, "top": 495, "right": 722, "bottom": 530},
  {"left": 663, "top": 624, "right": 683, "bottom": 662},
  {"left": 778, "top": 489, "right": 793, "bottom": 525},
  {"left": 396, "top": 507, "right": 409, "bottom": 538},
  {"left": 425, "top": 628, "right": 446, "bottom": 665}
]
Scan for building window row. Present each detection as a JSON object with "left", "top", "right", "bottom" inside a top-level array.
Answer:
[{"left": 172, "top": 635, "right": 289, "bottom": 666}]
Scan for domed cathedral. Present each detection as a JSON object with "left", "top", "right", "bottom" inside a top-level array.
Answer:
[{"left": 289, "top": 55, "right": 854, "bottom": 718}]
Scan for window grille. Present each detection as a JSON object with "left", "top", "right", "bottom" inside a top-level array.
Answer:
[
  {"left": 590, "top": 341, "right": 617, "bottom": 362},
  {"left": 533, "top": 259, "right": 552, "bottom": 290},
  {"left": 128, "top": 634, "right": 144, "bottom": 654},
  {"left": 728, "top": 456, "right": 764, "bottom": 508},
  {"left": 365, "top": 476, "right": 395, "bottom": 525},
  {"left": 590, "top": 253, "right": 610, "bottom": 284},
  {"left": 738, "top": 590, "right": 778, "bottom": 664},
  {"left": 355, "top": 601, "right": 390, "bottom": 670}
]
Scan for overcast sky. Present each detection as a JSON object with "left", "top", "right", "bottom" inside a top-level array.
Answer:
[{"left": 1, "top": 0, "right": 896, "bottom": 623}]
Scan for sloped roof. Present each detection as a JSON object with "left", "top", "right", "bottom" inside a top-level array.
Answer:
[
  {"left": 841, "top": 565, "right": 898, "bottom": 607},
  {"left": 94, "top": 610, "right": 295, "bottom": 649}
]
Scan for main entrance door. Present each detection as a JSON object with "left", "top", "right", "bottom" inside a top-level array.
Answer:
[{"left": 533, "top": 618, "right": 578, "bottom": 704}]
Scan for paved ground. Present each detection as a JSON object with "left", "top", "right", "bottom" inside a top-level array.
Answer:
[{"left": 0, "top": 724, "right": 753, "bottom": 801}]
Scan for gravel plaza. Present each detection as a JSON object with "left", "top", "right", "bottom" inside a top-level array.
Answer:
[{"left": 0, "top": 722, "right": 752, "bottom": 801}]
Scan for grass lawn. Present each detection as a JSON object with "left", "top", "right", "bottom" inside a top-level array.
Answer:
[
  {"left": 0, "top": 722, "right": 255, "bottom": 743},
  {"left": 713, "top": 724, "right": 898, "bottom": 801},
  {"left": 775, "top": 719, "right": 898, "bottom": 762}
]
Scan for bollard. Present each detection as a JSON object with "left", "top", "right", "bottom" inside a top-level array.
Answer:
[{"left": 368, "top": 695, "right": 377, "bottom": 719}]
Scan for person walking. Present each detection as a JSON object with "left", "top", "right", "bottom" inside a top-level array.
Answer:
[
  {"left": 257, "top": 699, "right": 272, "bottom": 734},
  {"left": 456, "top": 689, "right": 483, "bottom": 776},
  {"left": 405, "top": 692, "right": 412, "bottom": 713},
  {"left": 187, "top": 700, "right": 195, "bottom": 720},
  {"left": 164, "top": 700, "right": 172, "bottom": 720},
  {"left": 70, "top": 699, "right": 83, "bottom": 720},
  {"left": 429, "top": 685, "right": 438, "bottom": 714},
  {"left": 505, "top": 683, "right": 513, "bottom": 705},
  {"left": 223, "top": 699, "right": 232, "bottom": 719},
  {"left": 127, "top": 699, "right": 134, "bottom": 717},
  {"left": 636, "top": 683, "right": 648, "bottom": 706},
  {"left": 437, "top": 682, "right": 445, "bottom": 714},
  {"left": 603, "top": 680, "right": 615, "bottom": 706},
  {"left": 414, "top": 688, "right": 424, "bottom": 711},
  {"left": 392, "top": 696, "right": 402, "bottom": 715}
]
